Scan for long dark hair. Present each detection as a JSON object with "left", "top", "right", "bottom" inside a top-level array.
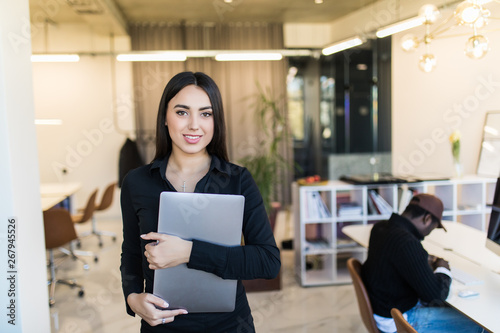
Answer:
[{"left": 153, "top": 71, "right": 228, "bottom": 162}]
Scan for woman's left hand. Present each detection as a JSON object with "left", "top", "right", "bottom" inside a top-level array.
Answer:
[{"left": 142, "top": 232, "right": 193, "bottom": 270}]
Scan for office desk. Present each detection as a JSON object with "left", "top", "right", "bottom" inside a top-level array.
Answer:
[
  {"left": 41, "top": 195, "right": 67, "bottom": 211},
  {"left": 40, "top": 182, "right": 82, "bottom": 212},
  {"left": 342, "top": 222, "right": 500, "bottom": 333}
]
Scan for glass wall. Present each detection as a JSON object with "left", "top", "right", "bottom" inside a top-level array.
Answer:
[{"left": 288, "top": 38, "right": 392, "bottom": 179}]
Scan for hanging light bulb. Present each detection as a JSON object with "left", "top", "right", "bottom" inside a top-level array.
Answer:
[
  {"left": 454, "top": 1, "right": 482, "bottom": 25},
  {"left": 419, "top": 4, "right": 440, "bottom": 24},
  {"left": 401, "top": 34, "right": 420, "bottom": 52},
  {"left": 465, "top": 34, "right": 489, "bottom": 59},
  {"left": 419, "top": 54, "right": 437, "bottom": 72}
]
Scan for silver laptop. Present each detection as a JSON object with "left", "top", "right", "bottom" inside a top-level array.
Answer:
[{"left": 153, "top": 191, "right": 245, "bottom": 313}]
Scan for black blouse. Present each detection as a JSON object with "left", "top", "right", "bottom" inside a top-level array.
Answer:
[{"left": 120, "top": 154, "right": 281, "bottom": 332}]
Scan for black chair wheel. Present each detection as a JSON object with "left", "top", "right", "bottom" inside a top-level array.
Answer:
[
  {"left": 94, "top": 256, "right": 98, "bottom": 263},
  {"left": 99, "top": 242, "right": 103, "bottom": 247},
  {"left": 76, "top": 240, "right": 81, "bottom": 248},
  {"left": 112, "top": 236, "right": 117, "bottom": 242},
  {"left": 78, "top": 290, "right": 84, "bottom": 297}
]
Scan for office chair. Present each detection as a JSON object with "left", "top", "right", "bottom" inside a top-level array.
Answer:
[
  {"left": 391, "top": 308, "right": 418, "bottom": 333},
  {"left": 79, "top": 182, "right": 117, "bottom": 247},
  {"left": 347, "top": 258, "right": 380, "bottom": 333},
  {"left": 43, "top": 209, "right": 85, "bottom": 306},
  {"left": 70, "top": 189, "right": 99, "bottom": 263}
]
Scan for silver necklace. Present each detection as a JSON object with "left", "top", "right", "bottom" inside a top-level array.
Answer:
[{"left": 168, "top": 163, "right": 209, "bottom": 192}]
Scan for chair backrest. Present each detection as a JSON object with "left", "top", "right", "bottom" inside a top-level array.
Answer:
[
  {"left": 391, "top": 308, "right": 418, "bottom": 333},
  {"left": 76, "top": 189, "right": 98, "bottom": 223},
  {"left": 43, "top": 209, "right": 78, "bottom": 249},
  {"left": 347, "top": 258, "right": 380, "bottom": 333},
  {"left": 96, "top": 182, "right": 116, "bottom": 211}
]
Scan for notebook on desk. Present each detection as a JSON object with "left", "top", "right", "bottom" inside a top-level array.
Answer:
[{"left": 153, "top": 191, "right": 245, "bottom": 313}]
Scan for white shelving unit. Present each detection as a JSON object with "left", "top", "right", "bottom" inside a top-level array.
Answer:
[{"left": 293, "top": 175, "right": 497, "bottom": 287}]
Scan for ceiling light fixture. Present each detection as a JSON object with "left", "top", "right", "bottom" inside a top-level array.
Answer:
[
  {"left": 394, "top": 1, "right": 498, "bottom": 72},
  {"left": 315, "top": 0, "right": 324, "bottom": 4},
  {"left": 215, "top": 52, "right": 283, "bottom": 61},
  {"left": 31, "top": 54, "right": 80, "bottom": 62},
  {"left": 322, "top": 36, "right": 364, "bottom": 56},
  {"left": 376, "top": 16, "right": 425, "bottom": 38},
  {"left": 116, "top": 52, "right": 187, "bottom": 61}
]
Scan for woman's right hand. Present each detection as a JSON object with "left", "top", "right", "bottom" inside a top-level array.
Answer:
[{"left": 127, "top": 293, "right": 188, "bottom": 326}]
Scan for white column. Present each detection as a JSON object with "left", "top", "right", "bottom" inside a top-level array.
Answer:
[{"left": 0, "top": 0, "right": 51, "bottom": 332}]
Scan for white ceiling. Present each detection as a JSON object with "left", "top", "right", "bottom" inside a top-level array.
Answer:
[{"left": 28, "top": 0, "right": 377, "bottom": 34}]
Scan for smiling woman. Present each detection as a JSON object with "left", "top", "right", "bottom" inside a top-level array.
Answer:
[{"left": 120, "top": 71, "right": 281, "bottom": 333}]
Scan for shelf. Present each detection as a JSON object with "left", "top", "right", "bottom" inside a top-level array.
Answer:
[{"left": 293, "top": 176, "right": 496, "bottom": 287}]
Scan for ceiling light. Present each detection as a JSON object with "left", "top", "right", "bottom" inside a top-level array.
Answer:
[
  {"left": 214, "top": 52, "right": 283, "bottom": 61},
  {"left": 315, "top": 0, "right": 324, "bottom": 3},
  {"left": 31, "top": 54, "right": 80, "bottom": 62},
  {"left": 419, "top": 4, "right": 441, "bottom": 24},
  {"left": 376, "top": 16, "right": 425, "bottom": 38},
  {"left": 465, "top": 34, "right": 489, "bottom": 59},
  {"left": 401, "top": 34, "right": 420, "bottom": 52},
  {"left": 322, "top": 36, "right": 364, "bottom": 56},
  {"left": 418, "top": 54, "right": 437, "bottom": 73},
  {"left": 116, "top": 52, "right": 187, "bottom": 61},
  {"left": 34, "top": 119, "right": 63, "bottom": 125},
  {"left": 455, "top": 1, "right": 482, "bottom": 25}
]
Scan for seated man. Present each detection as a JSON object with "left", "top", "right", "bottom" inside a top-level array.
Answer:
[{"left": 361, "top": 193, "right": 484, "bottom": 333}]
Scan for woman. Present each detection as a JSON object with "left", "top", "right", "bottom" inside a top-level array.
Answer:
[{"left": 120, "top": 71, "right": 281, "bottom": 332}]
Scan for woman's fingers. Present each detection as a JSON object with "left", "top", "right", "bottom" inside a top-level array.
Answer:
[{"left": 156, "top": 309, "right": 189, "bottom": 325}]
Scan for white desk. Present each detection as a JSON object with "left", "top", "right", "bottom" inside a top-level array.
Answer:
[
  {"left": 40, "top": 182, "right": 82, "bottom": 212},
  {"left": 342, "top": 222, "right": 500, "bottom": 333},
  {"left": 41, "top": 195, "right": 67, "bottom": 211}
]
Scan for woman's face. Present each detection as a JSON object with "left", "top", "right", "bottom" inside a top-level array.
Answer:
[{"left": 165, "top": 85, "right": 214, "bottom": 157}]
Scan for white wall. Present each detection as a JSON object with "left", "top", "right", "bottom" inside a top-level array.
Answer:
[
  {"left": 0, "top": 0, "right": 50, "bottom": 331},
  {"left": 392, "top": 7, "right": 500, "bottom": 177},
  {"left": 32, "top": 24, "right": 135, "bottom": 218}
]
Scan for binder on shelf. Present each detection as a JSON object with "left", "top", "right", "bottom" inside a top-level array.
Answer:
[
  {"left": 367, "top": 194, "right": 379, "bottom": 214},
  {"left": 306, "top": 191, "right": 331, "bottom": 219},
  {"left": 368, "top": 190, "right": 393, "bottom": 215},
  {"left": 398, "top": 188, "right": 414, "bottom": 214}
]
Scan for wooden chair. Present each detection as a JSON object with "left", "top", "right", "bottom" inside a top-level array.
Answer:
[
  {"left": 43, "top": 209, "right": 85, "bottom": 306},
  {"left": 347, "top": 258, "right": 379, "bottom": 333},
  {"left": 79, "top": 182, "right": 117, "bottom": 247},
  {"left": 70, "top": 189, "right": 99, "bottom": 263},
  {"left": 391, "top": 308, "right": 418, "bottom": 333}
]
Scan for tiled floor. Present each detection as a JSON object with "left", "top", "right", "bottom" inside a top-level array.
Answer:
[{"left": 47, "top": 211, "right": 367, "bottom": 333}]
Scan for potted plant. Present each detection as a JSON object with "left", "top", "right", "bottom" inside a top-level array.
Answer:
[{"left": 238, "top": 83, "right": 290, "bottom": 214}]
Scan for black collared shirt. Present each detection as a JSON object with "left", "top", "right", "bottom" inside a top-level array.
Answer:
[{"left": 120, "top": 154, "right": 280, "bottom": 331}]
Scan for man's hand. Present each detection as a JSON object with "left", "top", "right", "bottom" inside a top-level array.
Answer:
[{"left": 431, "top": 257, "right": 450, "bottom": 270}]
